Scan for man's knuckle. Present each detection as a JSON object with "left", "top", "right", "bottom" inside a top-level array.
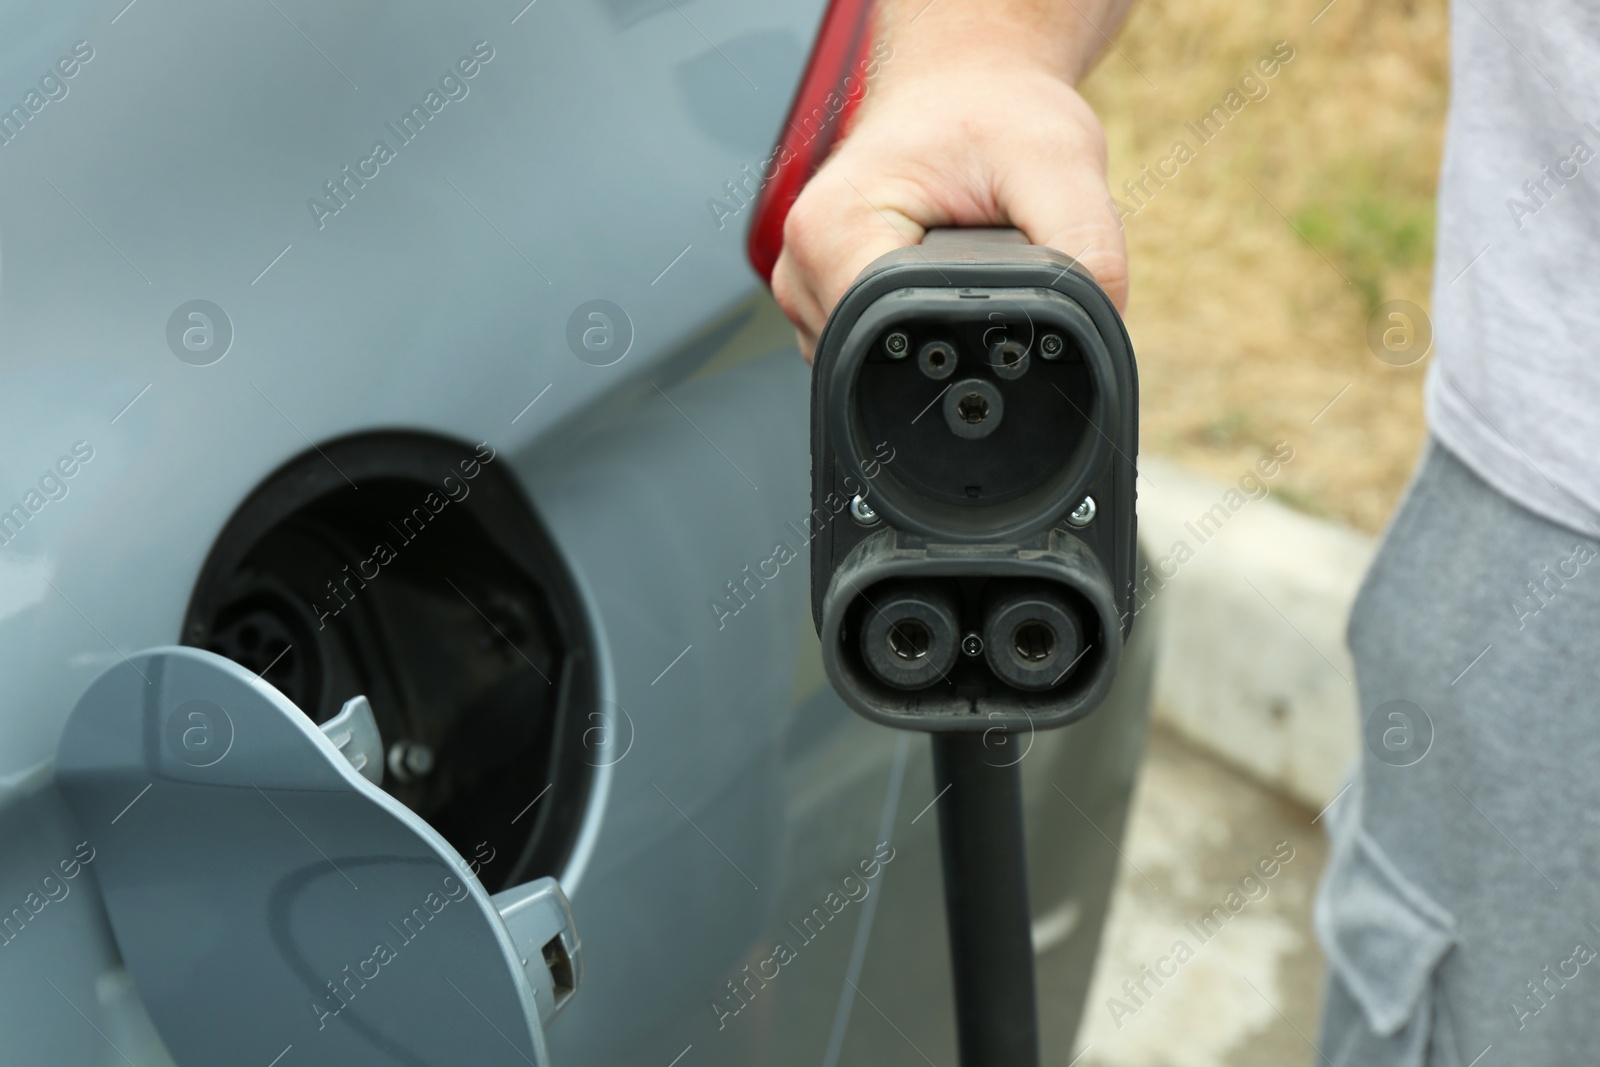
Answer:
[
  {"left": 783, "top": 191, "right": 826, "bottom": 248},
  {"left": 771, "top": 264, "right": 801, "bottom": 315}
]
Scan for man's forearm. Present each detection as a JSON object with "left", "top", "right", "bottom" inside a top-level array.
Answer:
[{"left": 875, "top": 0, "right": 1138, "bottom": 86}]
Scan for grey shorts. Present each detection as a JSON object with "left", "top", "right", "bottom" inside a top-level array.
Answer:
[{"left": 1315, "top": 439, "right": 1600, "bottom": 1066}]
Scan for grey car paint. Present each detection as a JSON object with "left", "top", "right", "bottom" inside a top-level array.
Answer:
[
  {"left": 0, "top": 1, "right": 1155, "bottom": 1064},
  {"left": 55, "top": 647, "right": 579, "bottom": 1066}
]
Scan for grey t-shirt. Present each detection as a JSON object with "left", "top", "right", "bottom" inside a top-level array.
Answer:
[{"left": 1426, "top": 2, "right": 1600, "bottom": 535}]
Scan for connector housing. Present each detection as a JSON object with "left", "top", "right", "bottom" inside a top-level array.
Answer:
[{"left": 810, "top": 229, "right": 1138, "bottom": 732}]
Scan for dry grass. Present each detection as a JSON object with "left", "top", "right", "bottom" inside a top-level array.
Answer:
[{"left": 1080, "top": 0, "right": 1450, "bottom": 532}]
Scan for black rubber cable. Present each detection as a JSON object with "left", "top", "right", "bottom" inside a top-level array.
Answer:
[{"left": 931, "top": 732, "right": 1041, "bottom": 1067}]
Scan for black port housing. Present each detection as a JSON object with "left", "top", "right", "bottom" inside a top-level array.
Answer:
[
  {"left": 810, "top": 229, "right": 1138, "bottom": 732},
  {"left": 182, "top": 433, "right": 596, "bottom": 891}
]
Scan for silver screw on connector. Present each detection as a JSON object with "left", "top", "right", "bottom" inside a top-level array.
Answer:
[
  {"left": 961, "top": 632, "right": 984, "bottom": 658},
  {"left": 1040, "top": 333, "right": 1065, "bottom": 360},
  {"left": 1067, "top": 495, "right": 1097, "bottom": 528},
  {"left": 884, "top": 331, "right": 910, "bottom": 359},
  {"left": 850, "top": 494, "right": 881, "bottom": 526}
]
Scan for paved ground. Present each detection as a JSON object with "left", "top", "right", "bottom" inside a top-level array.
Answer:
[{"left": 1062, "top": 726, "right": 1332, "bottom": 1067}]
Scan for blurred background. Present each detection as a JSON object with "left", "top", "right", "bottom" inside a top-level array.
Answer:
[{"left": 1058, "top": 0, "right": 1448, "bottom": 1063}]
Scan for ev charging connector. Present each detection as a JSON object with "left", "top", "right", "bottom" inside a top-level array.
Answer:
[{"left": 810, "top": 229, "right": 1138, "bottom": 1067}]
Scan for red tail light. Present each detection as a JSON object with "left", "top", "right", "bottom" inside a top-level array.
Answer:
[{"left": 746, "top": 0, "right": 878, "bottom": 282}]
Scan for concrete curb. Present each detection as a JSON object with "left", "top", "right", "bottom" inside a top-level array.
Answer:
[{"left": 1135, "top": 456, "right": 1376, "bottom": 810}]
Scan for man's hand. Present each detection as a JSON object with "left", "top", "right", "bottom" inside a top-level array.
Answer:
[{"left": 771, "top": 0, "right": 1133, "bottom": 360}]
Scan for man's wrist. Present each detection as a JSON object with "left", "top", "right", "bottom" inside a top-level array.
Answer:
[{"left": 874, "top": 0, "right": 1131, "bottom": 86}]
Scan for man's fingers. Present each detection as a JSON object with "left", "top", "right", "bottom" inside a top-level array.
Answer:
[
  {"left": 1004, "top": 158, "right": 1130, "bottom": 311},
  {"left": 794, "top": 327, "right": 819, "bottom": 363},
  {"left": 771, "top": 247, "right": 825, "bottom": 359},
  {"left": 1035, "top": 212, "right": 1130, "bottom": 312},
  {"left": 781, "top": 172, "right": 927, "bottom": 334},
  {"left": 809, "top": 207, "right": 922, "bottom": 315}
]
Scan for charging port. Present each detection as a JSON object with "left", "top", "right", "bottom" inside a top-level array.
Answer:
[{"left": 183, "top": 433, "right": 597, "bottom": 890}]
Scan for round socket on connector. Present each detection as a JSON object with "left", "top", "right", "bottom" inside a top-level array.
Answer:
[
  {"left": 918, "top": 339, "right": 958, "bottom": 380},
  {"left": 987, "top": 339, "right": 1030, "bottom": 380},
  {"left": 943, "top": 378, "right": 1004, "bottom": 440},
  {"left": 982, "top": 589, "right": 1085, "bottom": 691},
  {"left": 859, "top": 582, "right": 961, "bottom": 690}
]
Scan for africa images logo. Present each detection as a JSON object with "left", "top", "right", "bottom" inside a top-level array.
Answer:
[
  {"left": 307, "top": 42, "right": 495, "bottom": 230},
  {"left": 0, "top": 40, "right": 94, "bottom": 149},
  {"left": 311, "top": 443, "right": 496, "bottom": 628}
]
